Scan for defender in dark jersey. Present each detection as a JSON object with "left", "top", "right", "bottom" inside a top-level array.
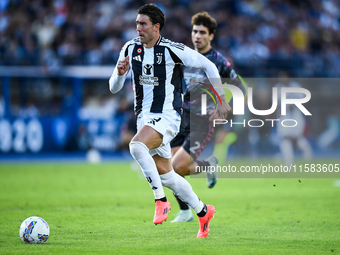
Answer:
[{"left": 171, "top": 12, "right": 245, "bottom": 222}]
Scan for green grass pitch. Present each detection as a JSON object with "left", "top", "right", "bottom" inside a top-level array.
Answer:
[{"left": 0, "top": 161, "right": 339, "bottom": 254}]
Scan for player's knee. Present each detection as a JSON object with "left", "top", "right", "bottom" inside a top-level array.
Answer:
[
  {"left": 172, "top": 161, "right": 188, "bottom": 177},
  {"left": 129, "top": 141, "right": 148, "bottom": 160}
]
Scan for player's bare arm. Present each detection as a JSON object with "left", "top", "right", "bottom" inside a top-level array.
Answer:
[{"left": 209, "top": 94, "right": 231, "bottom": 121}]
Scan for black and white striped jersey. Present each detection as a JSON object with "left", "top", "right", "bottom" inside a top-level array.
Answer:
[{"left": 109, "top": 36, "right": 223, "bottom": 117}]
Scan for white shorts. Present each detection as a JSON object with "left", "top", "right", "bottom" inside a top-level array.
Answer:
[{"left": 137, "top": 110, "right": 181, "bottom": 158}]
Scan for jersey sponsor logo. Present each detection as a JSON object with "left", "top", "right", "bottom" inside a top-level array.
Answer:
[
  {"left": 147, "top": 117, "right": 161, "bottom": 125},
  {"left": 139, "top": 75, "right": 159, "bottom": 86},
  {"left": 143, "top": 64, "right": 153, "bottom": 75}
]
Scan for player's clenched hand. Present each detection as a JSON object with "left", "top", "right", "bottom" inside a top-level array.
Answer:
[
  {"left": 209, "top": 94, "right": 231, "bottom": 121},
  {"left": 117, "top": 56, "right": 129, "bottom": 75}
]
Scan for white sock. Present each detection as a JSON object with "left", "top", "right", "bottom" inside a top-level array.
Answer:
[
  {"left": 160, "top": 170, "right": 204, "bottom": 214},
  {"left": 129, "top": 141, "right": 165, "bottom": 199}
]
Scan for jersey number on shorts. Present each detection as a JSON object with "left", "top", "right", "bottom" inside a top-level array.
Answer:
[{"left": 189, "top": 141, "right": 200, "bottom": 155}]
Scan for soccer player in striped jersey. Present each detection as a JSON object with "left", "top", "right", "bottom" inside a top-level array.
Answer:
[
  {"left": 170, "top": 12, "right": 245, "bottom": 222},
  {"left": 109, "top": 4, "right": 231, "bottom": 238}
]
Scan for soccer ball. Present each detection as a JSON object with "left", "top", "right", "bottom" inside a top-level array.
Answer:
[{"left": 19, "top": 216, "right": 50, "bottom": 244}]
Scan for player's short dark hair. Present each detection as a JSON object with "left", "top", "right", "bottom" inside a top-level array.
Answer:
[
  {"left": 137, "top": 4, "right": 165, "bottom": 31},
  {"left": 191, "top": 12, "right": 217, "bottom": 35}
]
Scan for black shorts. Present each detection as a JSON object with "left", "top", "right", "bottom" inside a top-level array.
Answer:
[{"left": 170, "top": 109, "right": 214, "bottom": 160}]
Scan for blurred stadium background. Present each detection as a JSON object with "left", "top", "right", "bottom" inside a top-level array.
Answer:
[{"left": 0, "top": 0, "right": 340, "bottom": 162}]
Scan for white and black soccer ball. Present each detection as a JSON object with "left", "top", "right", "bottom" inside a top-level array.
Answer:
[{"left": 19, "top": 216, "right": 50, "bottom": 244}]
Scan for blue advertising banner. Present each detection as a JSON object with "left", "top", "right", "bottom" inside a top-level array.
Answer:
[{"left": 0, "top": 117, "right": 123, "bottom": 154}]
